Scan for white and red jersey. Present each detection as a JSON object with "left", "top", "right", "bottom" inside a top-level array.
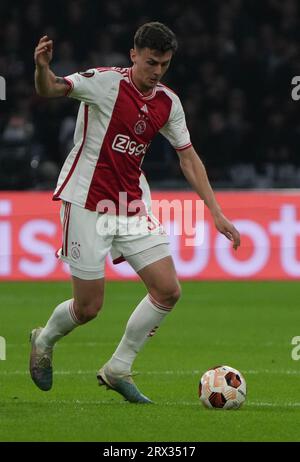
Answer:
[{"left": 53, "top": 67, "right": 192, "bottom": 213}]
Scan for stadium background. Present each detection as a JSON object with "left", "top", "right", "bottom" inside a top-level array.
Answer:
[
  {"left": 1, "top": 0, "right": 300, "bottom": 190},
  {"left": 1, "top": 0, "right": 300, "bottom": 443},
  {"left": 1, "top": 0, "right": 300, "bottom": 281}
]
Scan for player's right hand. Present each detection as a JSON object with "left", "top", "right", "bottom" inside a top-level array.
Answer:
[{"left": 34, "top": 36, "right": 53, "bottom": 68}]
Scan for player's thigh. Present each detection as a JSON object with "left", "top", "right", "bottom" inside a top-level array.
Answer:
[
  {"left": 72, "top": 275, "right": 105, "bottom": 309},
  {"left": 129, "top": 247, "right": 181, "bottom": 305},
  {"left": 138, "top": 254, "right": 180, "bottom": 292}
]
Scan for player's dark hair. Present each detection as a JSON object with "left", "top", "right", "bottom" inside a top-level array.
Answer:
[{"left": 134, "top": 22, "right": 178, "bottom": 54}]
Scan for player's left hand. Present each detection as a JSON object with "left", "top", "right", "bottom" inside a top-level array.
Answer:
[{"left": 213, "top": 212, "right": 240, "bottom": 250}]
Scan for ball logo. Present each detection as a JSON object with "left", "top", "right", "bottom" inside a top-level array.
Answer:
[{"left": 134, "top": 120, "right": 146, "bottom": 135}]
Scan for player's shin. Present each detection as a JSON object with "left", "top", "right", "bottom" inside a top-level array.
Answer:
[
  {"left": 107, "top": 294, "right": 174, "bottom": 374},
  {"left": 35, "top": 299, "right": 81, "bottom": 351}
]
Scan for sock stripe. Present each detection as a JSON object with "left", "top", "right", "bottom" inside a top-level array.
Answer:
[
  {"left": 69, "top": 300, "right": 81, "bottom": 325},
  {"left": 148, "top": 294, "right": 172, "bottom": 312}
]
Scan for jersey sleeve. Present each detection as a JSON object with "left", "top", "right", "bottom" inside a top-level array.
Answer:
[
  {"left": 159, "top": 94, "right": 192, "bottom": 152},
  {"left": 63, "top": 68, "right": 113, "bottom": 105}
]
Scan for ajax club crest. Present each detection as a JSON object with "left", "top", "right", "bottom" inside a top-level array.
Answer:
[
  {"left": 134, "top": 106, "right": 149, "bottom": 135},
  {"left": 134, "top": 119, "right": 146, "bottom": 135}
]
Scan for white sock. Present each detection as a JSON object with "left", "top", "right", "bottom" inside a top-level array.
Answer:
[
  {"left": 35, "top": 299, "right": 81, "bottom": 351},
  {"left": 108, "top": 294, "right": 172, "bottom": 374}
]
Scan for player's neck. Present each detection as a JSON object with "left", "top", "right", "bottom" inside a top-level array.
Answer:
[{"left": 130, "top": 67, "right": 153, "bottom": 96}]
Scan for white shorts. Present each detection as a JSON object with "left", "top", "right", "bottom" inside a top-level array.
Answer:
[{"left": 58, "top": 201, "right": 170, "bottom": 279}]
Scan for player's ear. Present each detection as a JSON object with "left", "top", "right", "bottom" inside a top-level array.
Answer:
[{"left": 130, "top": 48, "right": 136, "bottom": 64}]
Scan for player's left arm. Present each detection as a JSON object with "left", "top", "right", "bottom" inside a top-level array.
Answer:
[{"left": 178, "top": 145, "right": 240, "bottom": 250}]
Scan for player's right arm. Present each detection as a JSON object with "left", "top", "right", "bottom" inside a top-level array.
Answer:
[{"left": 34, "top": 36, "right": 69, "bottom": 97}]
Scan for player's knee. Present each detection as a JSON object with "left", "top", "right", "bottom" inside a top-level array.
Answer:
[
  {"left": 151, "top": 282, "right": 181, "bottom": 308},
  {"left": 167, "top": 283, "right": 181, "bottom": 306},
  {"left": 74, "top": 297, "right": 103, "bottom": 323}
]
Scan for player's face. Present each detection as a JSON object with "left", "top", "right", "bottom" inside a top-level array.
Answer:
[{"left": 130, "top": 47, "right": 173, "bottom": 93}]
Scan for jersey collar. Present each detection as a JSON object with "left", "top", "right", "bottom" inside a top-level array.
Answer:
[{"left": 128, "top": 68, "right": 157, "bottom": 100}]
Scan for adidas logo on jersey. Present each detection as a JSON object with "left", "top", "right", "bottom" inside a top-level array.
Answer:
[{"left": 140, "top": 104, "right": 148, "bottom": 113}]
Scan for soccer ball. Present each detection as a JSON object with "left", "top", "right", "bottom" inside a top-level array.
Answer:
[{"left": 199, "top": 365, "right": 246, "bottom": 410}]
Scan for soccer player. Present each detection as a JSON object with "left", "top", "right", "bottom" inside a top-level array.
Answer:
[{"left": 30, "top": 22, "right": 240, "bottom": 403}]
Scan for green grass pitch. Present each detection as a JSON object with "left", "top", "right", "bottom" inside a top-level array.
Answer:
[{"left": 0, "top": 280, "right": 300, "bottom": 442}]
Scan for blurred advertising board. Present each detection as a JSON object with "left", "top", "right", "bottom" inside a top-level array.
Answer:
[{"left": 0, "top": 191, "right": 299, "bottom": 280}]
